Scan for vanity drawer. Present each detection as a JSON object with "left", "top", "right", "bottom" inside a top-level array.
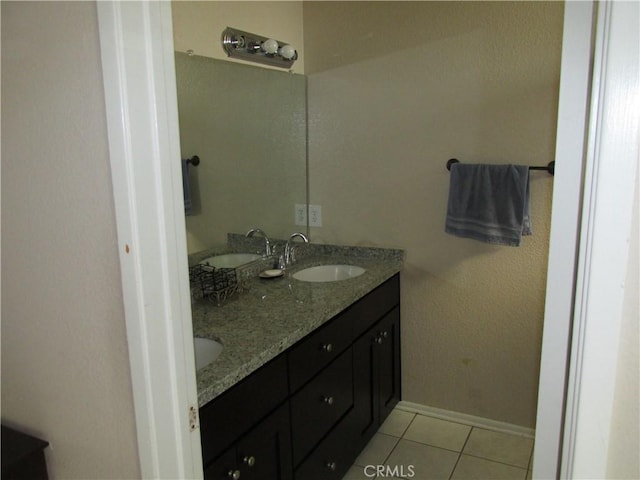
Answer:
[
  {"left": 351, "top": 274, "right": 400, "bottom": 339},
  {"left": 290, "top": 350, "right": 353, "bottom": 466},
  {"left": 288, "top": 312, "right": 353, "bottom": 392},
  {"left": 294, "top": 409, "right": 359, "bottom": 480},
  {"left": 199, "top": 355, "right": 288, "bottom": 466}
]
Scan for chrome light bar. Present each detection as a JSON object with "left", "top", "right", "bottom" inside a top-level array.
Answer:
[{"left": 221, "top": 27, "right": 298, "bottom": 69}]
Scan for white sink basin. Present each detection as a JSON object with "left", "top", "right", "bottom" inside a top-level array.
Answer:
[
  {"left": 194, "top": 337, "right": 223, "bottom": 370},
  {"left": 292, "top": 265, "right": 366, "bottom": 282},
  {"left": 199, "top": 253, "right": 262, "bottom": 269}
]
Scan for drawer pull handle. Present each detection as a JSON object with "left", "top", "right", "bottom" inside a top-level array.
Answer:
[
  {"left": 227, "top": 470, "right": 241, "bottom": 480},
  {"left": 326, "top": 461, "right": 337, "bottom": 471},
  {"left": 243, "top": 455, "right": 256, "bottom": 467},
  {"left": 322, "top": 396, "right": 335, "bottom": 405},
  {"left": 322, "top": 343, "right": 333, "bottom": 353}
]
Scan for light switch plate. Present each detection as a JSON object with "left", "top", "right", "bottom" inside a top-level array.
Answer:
[
  {"left": 309, "top": 204, "right": 322, "bottom": 227},
  {"left": 294, "top": 204, "right": 307, "bottom": 226}
]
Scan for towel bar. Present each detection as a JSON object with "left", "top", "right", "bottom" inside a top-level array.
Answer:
[
  {"left": 184, "top": 155, "right": 200, "bottom": 167},
  {"left": 446, "top": 158, "right": 555, "bottom": 175}
]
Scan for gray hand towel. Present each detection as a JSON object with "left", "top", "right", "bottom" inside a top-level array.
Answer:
[
  {"left": 445, "top": 163, "right": 531, "bottom": 246},
  {"left": 182, "top": 159, "right": 194, "bottom": 216}
]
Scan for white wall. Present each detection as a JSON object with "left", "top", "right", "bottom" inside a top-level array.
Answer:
[
  {"left": 305, "top": 1, "right": 563, "bottom": 428},
  {"left": 1, "top": 2, "right": 140, "bottom": 478}
]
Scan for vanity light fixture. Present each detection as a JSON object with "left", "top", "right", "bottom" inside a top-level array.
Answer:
[{"left": 221, "top": 27, "right": 298, "bottom": 69}]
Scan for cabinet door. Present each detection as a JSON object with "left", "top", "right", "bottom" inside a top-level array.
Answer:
[
  {"left": 352, "top": 307, "right": 401, "bottom": 448},
  {"left": 204, "top": 403, "right": 293, "bottom": 480},
  {"left": 235, "top": 402, "right": 293, "bottom": 480},
  {"left": 352, "top": 324, "right": 380, "bottom": 446},
  {"left": 203, "top": 448, "right": 237, "bottom": 480},
  {"left": 377, "top": 307, "right": 401, "bottom": 420}
]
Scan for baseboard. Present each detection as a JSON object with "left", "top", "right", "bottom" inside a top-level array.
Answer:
[{"left": 396, "top": 401, "right": 536, "bottom": 439}]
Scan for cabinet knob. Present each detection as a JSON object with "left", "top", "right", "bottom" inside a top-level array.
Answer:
[
  {"left": 243, "top": 455, "right": 256, "bottom": 467},
  {"left": 374, "top": 336, "right": 383, "bottom": 344},
  {"left": 381, "top": 330, "right": 388, "bottom": 338},
  {"left": 326, "top": 461, "right": 337, "bottom": 471},
  {"left": 322, "top": 343, "right": 333, "bottom": 353},
  {"left": 227, "top": 470, "right": 241, "bottom": 480},
  {"left": 322, "top": 396, "right": 335, "bottom": 405}
]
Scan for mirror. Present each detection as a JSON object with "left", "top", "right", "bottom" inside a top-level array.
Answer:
[{"left": 175, "top": 52, "right": 308, "bottom": 253}]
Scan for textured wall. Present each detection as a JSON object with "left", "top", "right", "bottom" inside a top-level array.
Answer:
[
  {"left": 1, "top": 2, "right": 140, "bottom": 478},
  {"left": 304, "top": 1, "right": 563, "bottom": 428}
]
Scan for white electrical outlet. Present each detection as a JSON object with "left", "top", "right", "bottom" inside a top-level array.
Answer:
[
  {"left": 309, "top": 204, "right": 322, "bottom": 227},
  {"left": 294, "top": 204, "right": 307, "bottom": 226}
]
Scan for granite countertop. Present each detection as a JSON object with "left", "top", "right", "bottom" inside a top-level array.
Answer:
[{"left": 191, "top": 241, "right": 403, "bottom": 407}]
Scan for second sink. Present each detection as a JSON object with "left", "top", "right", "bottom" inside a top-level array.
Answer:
[
  {"left": 292, "top": 264, "right": 366, "bottom": 282},
  {"left": 194, "top": 337, "right": 223, "bottom": 370}
]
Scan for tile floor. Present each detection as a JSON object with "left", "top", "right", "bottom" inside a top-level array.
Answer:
[{"left": 342, "top": 408, "right": 534, "bottom": 480}]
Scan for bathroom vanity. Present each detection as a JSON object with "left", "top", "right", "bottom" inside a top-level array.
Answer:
[{"left": 191, "top": 242, "right": 403, "bottom": 480}]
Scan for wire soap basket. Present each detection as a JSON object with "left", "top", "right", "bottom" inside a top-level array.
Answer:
[{"left": 189, "top": 264, "right": 238, "bottom": 306}]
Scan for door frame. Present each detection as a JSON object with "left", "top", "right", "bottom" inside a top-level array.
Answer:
[
  {"left": 532, "top": 2, "right": 596, "bottom": 477},
  {"left": 553, "top": 1, "right": 638, "bottom": 478},
  {"left": 97, "top": 2, "right": 203, "bottom": 478}
]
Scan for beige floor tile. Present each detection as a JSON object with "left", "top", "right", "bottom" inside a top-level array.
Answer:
[
  {"left": 402, "top": 415, "right": 471, "bottom": 452},
  {"left": 354, "top": 433, "right": 400, "bottom": 467},
  {"left": 451, "top": 454, "right": 528, "bottom": 480},
  {"left": 342, "top": 464, "right": 377, "bottom": 479},
  {"left": 463, "top": 428, "right": 534, "bottom": 468},
  {"left": 379, "top": 409, "right": 416, "bottom": 437},
  {"left": 385, "top": 439, "right": 459, "bottom": 479}
]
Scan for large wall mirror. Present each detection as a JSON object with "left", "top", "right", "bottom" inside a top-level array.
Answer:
[{"left": 175, "top": 52, "right": 308, "bottom": 254}]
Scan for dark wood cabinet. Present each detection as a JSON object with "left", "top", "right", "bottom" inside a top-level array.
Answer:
[
  {"left": 288, "top": 311, "right": 353, "bottom": 392},
  {"left": 353, "top": 307, "right": 401, "bottom": 448},
  {"left": 1, "top": 426, "right": 49, "bottom": 480},
  {"left": 290, "top": 349, "right": 354, "bottom": 465},
  {"left": 199, "top": 274, "right": 401, "bottom": 480},
  {"left": 377, "top": 307, "right": 401, "bottom": 420},
  {"left": 204, "top": 403, "right": 292, "bottom": 480},
  {"left": 199, "top": 356, "right": 288, "bottom": 468},
  {"left": 293, "top": 410, "right": 360, "bottom": 480}
]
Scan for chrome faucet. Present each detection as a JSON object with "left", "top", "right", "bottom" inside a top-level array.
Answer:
[
  {"left": 284, "top": 232, "right": 309, "bottom": 268},
  {"left": 246, "top": 228, "right": 272, "bottom": 256}
]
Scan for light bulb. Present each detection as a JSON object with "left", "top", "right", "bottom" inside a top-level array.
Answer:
[
  {"left": 279, "top": 44, "right": 296, "bottom": 60},
  {"left": 261, "top": 38, "right": 279, "bottom": 55}
]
